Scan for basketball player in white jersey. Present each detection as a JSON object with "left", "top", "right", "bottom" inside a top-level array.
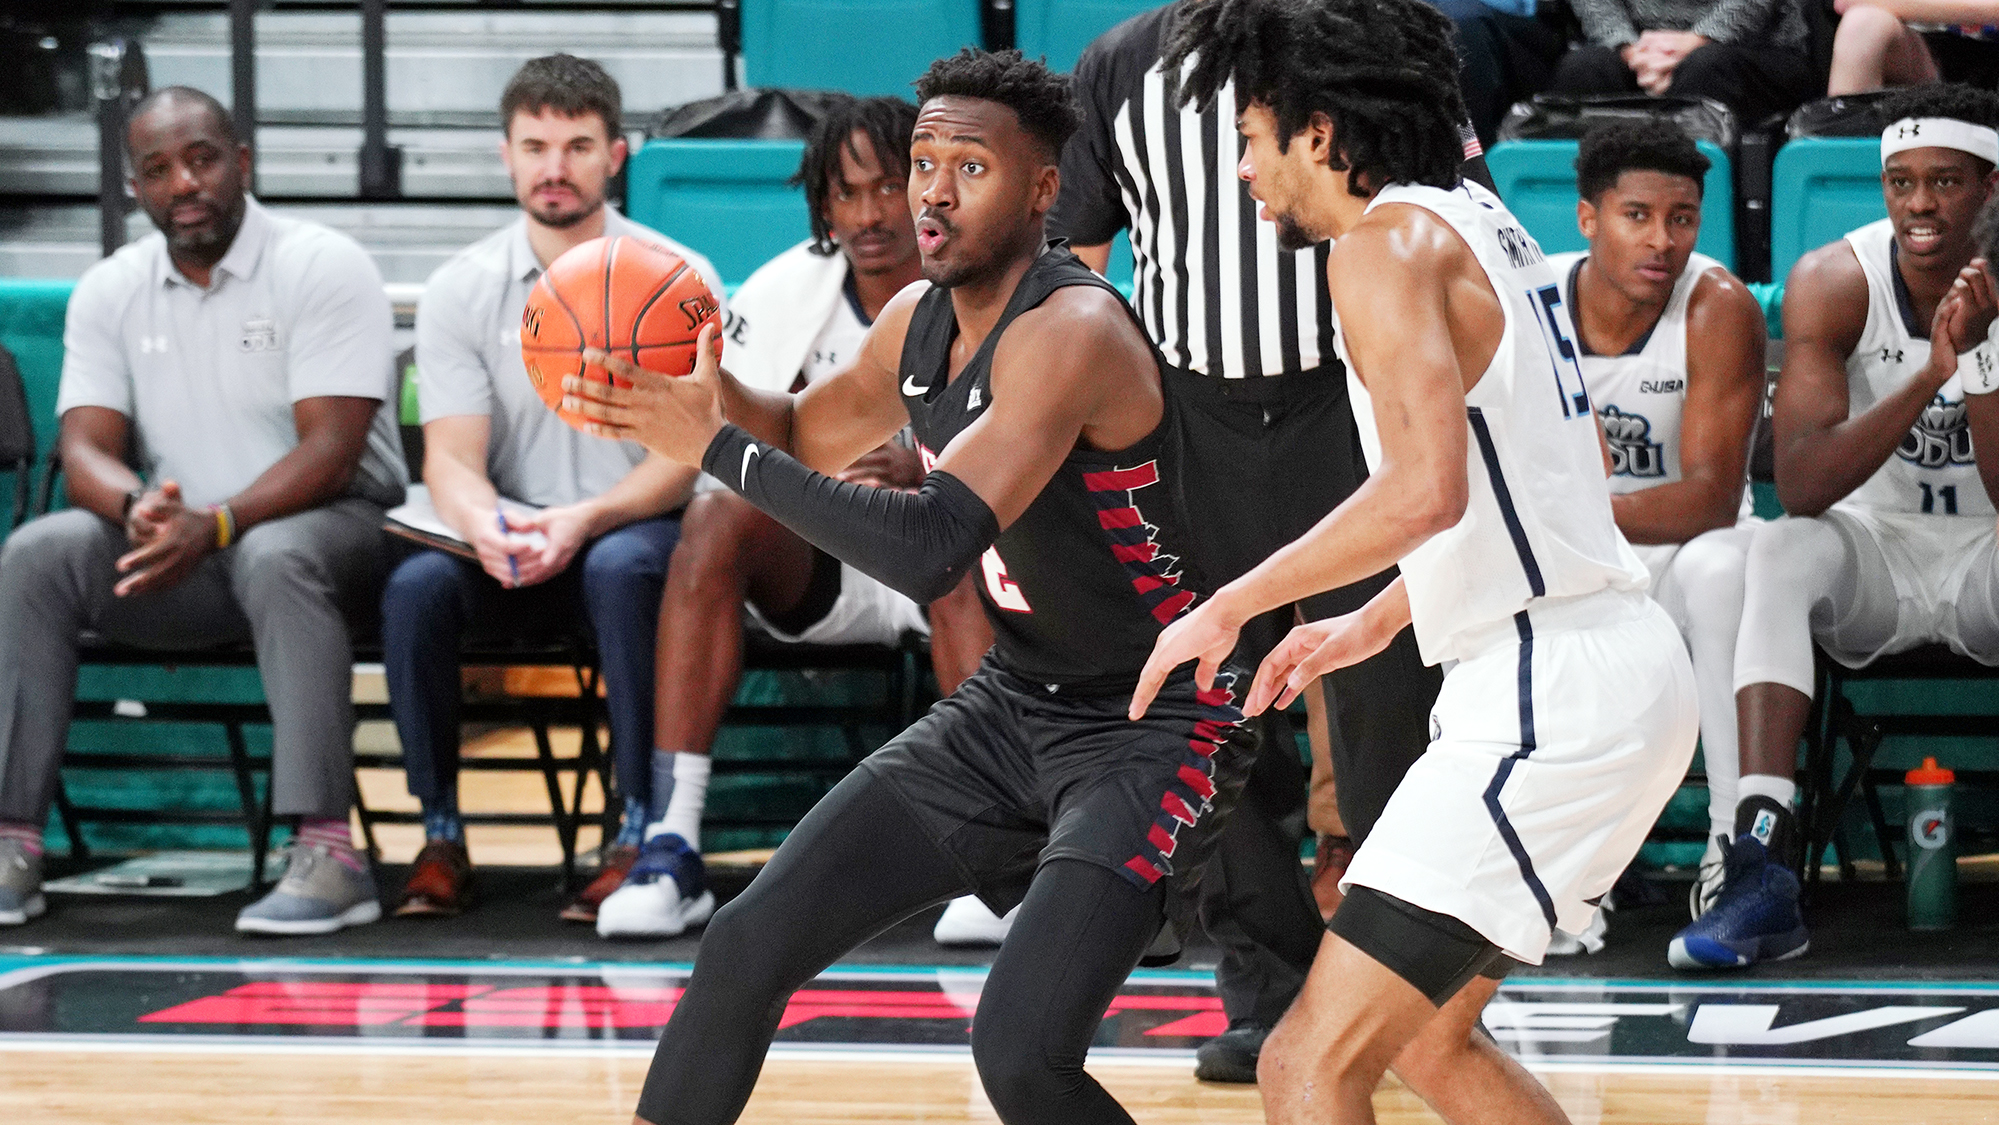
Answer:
[
  {"left": 1132, "top": 0, "right": 1696, "bottom": 1118},
  {"left": 1671, "top": 84, "right": 1999, "bottom": 970},
  {"left": 1550, "top": 119, "right": 1767, "bottom": 937}
]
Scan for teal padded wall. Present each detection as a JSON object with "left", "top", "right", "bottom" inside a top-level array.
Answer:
[
  {"left": 626, "top": 139, "right": 810, "bottom": 288},
  {"left": 741, "top": 0, "right": 980, "bottom": 96},
  {"left": 1770, "top": 137, "right": 1885, "bottom": 282},
  {"left": 1014, "top": 0, "right": 1157, "bottom": 73}
]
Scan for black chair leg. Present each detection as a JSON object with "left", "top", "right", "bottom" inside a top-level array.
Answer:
[
  {"left": 223, "top": 722, "right": 272, "bottom": 888},
  {"left": 52, "top": 778, "right": 88, "bottom": 861},
  {"left": 351, "top": 765, "right": 382, "bottom": 862},
  {"left": 1863, "top": 776, "right": 1900, "bottom": 881},
  {"left": 530, "top": 717, "right": 578, "bottom": 889}
]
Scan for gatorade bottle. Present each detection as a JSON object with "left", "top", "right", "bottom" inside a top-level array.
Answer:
[{"left": 1905, "top": 757, "right": 1956, "bottom": 931}]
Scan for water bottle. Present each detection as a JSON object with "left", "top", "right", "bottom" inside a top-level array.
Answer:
[{"left": 1905, "top": 757, "right": 1957, "bottom": 931}]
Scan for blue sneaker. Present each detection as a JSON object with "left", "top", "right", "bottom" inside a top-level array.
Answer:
[
  {"left": 596, "top": 833, "right": 715, "bottom": 938},
  {"left": 1667, "top": 835, "right": 1808, "bottom": 969}
]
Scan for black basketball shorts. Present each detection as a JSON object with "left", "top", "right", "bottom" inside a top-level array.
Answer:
[{"left": 860, "top": 655, "right": 1261, "bottom": 915}]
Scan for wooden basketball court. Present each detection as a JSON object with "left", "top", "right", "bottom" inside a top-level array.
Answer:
[{"left": 8, "top": 1048, "right": 1997, "bottom": 1123}]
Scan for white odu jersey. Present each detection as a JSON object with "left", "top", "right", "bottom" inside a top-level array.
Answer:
[
  {"left": 1552, "top": 249, "right": 1715, "bottom": 491},
  {"left": 1840, "top": 218, "right": 1994, "bottom": 519},
  {"left": 1341, "top": 182, "right": 1649, "bottom": 666}
]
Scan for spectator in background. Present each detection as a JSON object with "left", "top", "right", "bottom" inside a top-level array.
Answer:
[
  {"left": 1549, "top": 0, "right": 1818, "bottom": 125},
  {"left": 592, "top": 97, "right": 994, "bottom": 940},
  {"left": 383, "top": 55, "right": 724, "bottom": 924},
  {"left": 1828, "top": 0, "right": 1999, "bottom": 95},
  {"left": 1672, "top": 85, "right": 1999, "bottom": 969},
  {"left": 0, "top": 86, "right": 405, "bottom": 934},
  {"left": 1546, "top": 120, "right": 1765, "bottom": 949},
  {"left": 1429, "top": 0, "right": 1571, "bottom": 146}
]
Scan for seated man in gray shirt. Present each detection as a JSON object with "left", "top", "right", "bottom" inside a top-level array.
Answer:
[
  {"left": 0, "top": 86, "right": 406, "bottom": 935},
  {"left": 383, "top": 55, "right": 720, "bottom": 924},
  {"left": 1548, "top": 0, "right": 1818, "bottom": 126}
]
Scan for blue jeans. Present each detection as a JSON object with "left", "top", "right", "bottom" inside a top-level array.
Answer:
[{"left": 381, "top": 515, "right": 680, "bottom": 808}]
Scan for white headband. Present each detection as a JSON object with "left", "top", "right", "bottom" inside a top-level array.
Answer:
[{"left": 1881, "top": 117, "right": 1999, "bottom": 166}]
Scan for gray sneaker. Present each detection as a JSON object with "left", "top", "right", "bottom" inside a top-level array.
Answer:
[
  {"left": 235, "top": 843, "right": 381, "bottom": 935},
  {"left": 0, "top": 838, "right": 44, "bottom": 926}
]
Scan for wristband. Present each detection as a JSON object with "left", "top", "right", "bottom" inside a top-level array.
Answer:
[
  {"left": 122, "top": 488, "right": 143, "bottom": 519},
  {"left": 1963, "top": 340, "right": 1999, "bottom": 396},
  {"left": 208, "top": 503, "right": 236, "bottom": 549}
]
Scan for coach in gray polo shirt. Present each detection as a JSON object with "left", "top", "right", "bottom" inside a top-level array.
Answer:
[{"left": 0, "top": 87, "right": 403, "bottom": 935}]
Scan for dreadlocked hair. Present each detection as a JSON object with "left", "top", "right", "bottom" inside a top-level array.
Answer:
[
  {"left": 914, "top": 48, "right": 1081, "bottom": 161},
  {"left": 794, "top": 95, "right": 919, "bottom": 256},
  {"left": 1163, "top": 0, "right": 1468, "bottom": 196}
]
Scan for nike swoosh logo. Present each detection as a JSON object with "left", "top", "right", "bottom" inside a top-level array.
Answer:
[
  {"left": 740, "top": 443, "right": 760, "bottom": 488},
  {"left": 901, "top": 374, "right": 927, "bottom": 397}
]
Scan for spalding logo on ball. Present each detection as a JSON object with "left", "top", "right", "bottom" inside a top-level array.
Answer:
[{"left": 520, "top": 235, "right": 721, "bottom": 432}]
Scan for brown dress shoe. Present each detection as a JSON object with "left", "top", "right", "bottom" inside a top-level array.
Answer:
[
  {"left": 560, "top": 844, "right": 640, "bottom": 923},
  {"left": 1310, "top": 834, "right": 1355, "bottom": 922},
  {"left": 394, "top": 839, "right": 473, "bottom": 917}
]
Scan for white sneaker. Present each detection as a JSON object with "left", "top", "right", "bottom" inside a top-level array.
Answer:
[
  {"left": 1689, "top": 834, "right": 1727, "bottom": 919},
  {"left": 932, "top": 895, "right": 1017, "bottom": 946},
  {"left": 1544, "top": 903, "right": 1609, "bottom": 956},
  {"left": 596, "top": 833, "right": 716, "bottom": 939},
  {"left": 0, "top": 839, "right": 45, "bottom": 926}
]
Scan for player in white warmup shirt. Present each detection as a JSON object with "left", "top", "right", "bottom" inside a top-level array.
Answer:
[
  {"left": 1131, "top": 0, "right": 1696, "bottom": 1120},
  {"left": 1671, "top": 84, "right": 1999, "bottom": 970},
  {"left": 1548, "top": 118, "right": 1767, "bottom": 942}
]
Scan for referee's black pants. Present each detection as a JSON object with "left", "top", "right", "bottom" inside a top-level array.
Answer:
[{"left": 1168, "top": 363, "right": 1444, "bottom": 1029}]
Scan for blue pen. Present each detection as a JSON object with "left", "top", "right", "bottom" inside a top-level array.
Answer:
[{"left": 497, "top": 504, "right": 520, "bottom": 586}]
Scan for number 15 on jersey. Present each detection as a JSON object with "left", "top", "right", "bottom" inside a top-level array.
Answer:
[{"left": 1531, "top": 284, "right": 1593, "bottom": 420}]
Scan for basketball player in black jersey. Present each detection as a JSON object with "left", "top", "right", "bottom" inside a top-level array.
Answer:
[{"left": 562, "top": 49, "right": 1257, "bottom": 1125}]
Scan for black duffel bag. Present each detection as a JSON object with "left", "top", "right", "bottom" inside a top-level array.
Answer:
[
  {"left": 652, "top": 88, "right": 854, "bottom": 140},
  {"left": 1498, "top": 92, "right": 1738, "bottom": 153}
]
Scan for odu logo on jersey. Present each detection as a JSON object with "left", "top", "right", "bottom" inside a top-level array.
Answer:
[
  {"left": 1599, "top": 405, "right": 1666, "bottom": 478},
  {"left": 1898, "top": 394, "right": 1974, "bottom": 469}
]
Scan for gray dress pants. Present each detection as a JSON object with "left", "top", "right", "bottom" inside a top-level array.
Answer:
[{"left": 0, "top": 498, "right": 388, "bottom": 825}]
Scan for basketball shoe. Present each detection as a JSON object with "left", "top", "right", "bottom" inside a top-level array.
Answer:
[
  {"left": 596, "top": 833, "right": 715, "bottom": 938},
  {"left": 1666, "top": 835, "right": 1807, "bottom": 969},
  {"left": 932, "top": 895, "right": 1016, "bottom": 945},
  {"left": 0, "top": 837, "right": 44, "bottom": 926},
  {"left": 236, "top": 842, "right": 382, "bottom": 935}
]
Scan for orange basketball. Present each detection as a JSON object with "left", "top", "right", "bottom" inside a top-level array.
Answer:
[{"left": 519, "top": 235, "right": 721, "bottom": 431}]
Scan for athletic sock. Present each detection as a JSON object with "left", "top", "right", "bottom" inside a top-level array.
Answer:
[
  {"left": 1733, "top": 793, "right": 1797, "bottom": 868},
  {"left": 0, "top": 821, "right": 42, "bottom": 858},
  {"left": 1738, "top": 774, "right": 1797, "bottom": 810},
  {"left": 615, "top": 794, "right": 648, "bottom": 848},
  {"left": 419, "top": 793, "right": 464, "bottom": 845},
  {"left": 297, "top": 817, "right": 366, "bottom": 873},
  {"left": 645, "top": 750, "right": 711, "bottom": 852}
]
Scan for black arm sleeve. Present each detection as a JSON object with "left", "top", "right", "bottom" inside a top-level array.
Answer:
[{"left": 702, "top": 423, "right": 1000, "bottom": 605}]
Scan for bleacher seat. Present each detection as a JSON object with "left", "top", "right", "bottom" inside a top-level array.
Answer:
[
  {"left": 739, "top": 0, "right": 980, "bottom": 97},
  {"left": 625, "top": 139, "right": 810, "bottom": 287},
  {"left": 1485, "top": 139, "right": 1736, "bottom": 269},
  {"left": 1014, "top": 0, "right": 1156, "bottom": 74},
  {"left": 1769, "top": 137, "right": 1885, "bottom": 282}
]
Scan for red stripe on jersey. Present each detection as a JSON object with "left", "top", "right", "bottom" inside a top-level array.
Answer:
[
  {"left": 1195, "top": 686, "right": 1236, "bottom": 707},
  {"left": 1098, "top": 507, "right": 1143, "bottom": 530},
  {"left": 1178, "top": 764, "right": 1216, "bottom": 800},
  {"left": 1125, "top": 856, "right": 1164, "bottom": 884},
  {"left": 1149, "top": 590, "right": 1196, "bottom": 623},
  {"left": 1111, "top": 542, "right": 1159, "bottom": 563},
  {"left": 1161, "top": 791, "right": 1198, "bottom": 826},
  {"left": 1148, "top": 823, "right": 1178, "bottom": 856},
  {"left": 1083, "top": 464, "right": 1162, "bottom": 492}
]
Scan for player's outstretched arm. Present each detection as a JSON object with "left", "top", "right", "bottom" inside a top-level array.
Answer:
[
  {"left": 1132, "top": 213, "right": 1477, "bottom": 718},
  {"left": 1774, "top": 243, "right": 1945, "bottom": 516},
  {"left": 566, "top": 284, "right": 924, "bottom": 475},
  {"left": 564, "top": 285, "right": 1143, "bottom": 606},
  {"left": 1611, "top": 267, "right": 1766, "bottom": 543},
  {"left": 1245, "top": 578, "right": 1412, "bottom": 717}
]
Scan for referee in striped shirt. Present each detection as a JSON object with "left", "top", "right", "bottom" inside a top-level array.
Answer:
[{"left": 1049, "top": 2, "right": 1491, "bottom": 1082}]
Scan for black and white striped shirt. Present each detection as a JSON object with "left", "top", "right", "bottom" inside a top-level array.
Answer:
[{"left": 1050, "top": 4, "right": 1486, "bottom": 381}]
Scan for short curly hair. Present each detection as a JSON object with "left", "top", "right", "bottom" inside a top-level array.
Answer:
[
  {"left": 914, "top": 48, "right": 1081, "bottom": 161},
  {"left": 1881, "top": 83, "right": 1999, "bottom": 133},
  {"left": 1163, "top": 0, "right": 1467, "bottom": 197},
  {"left": 1575, "top": 119, "right": 1710, "bottom": 202}
]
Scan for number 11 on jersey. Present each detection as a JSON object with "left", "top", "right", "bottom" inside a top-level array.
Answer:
[{"left": 1531, "top": 284, "right": 1593, "bottom": 420}]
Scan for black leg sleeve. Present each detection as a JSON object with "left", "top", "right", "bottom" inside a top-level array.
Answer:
[
  {"left": 971, "top": 859, "right": 1169, "bottom": 1125},
  {"left": 635, "top": 767, "right": 971, "bottom": 1125}
]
